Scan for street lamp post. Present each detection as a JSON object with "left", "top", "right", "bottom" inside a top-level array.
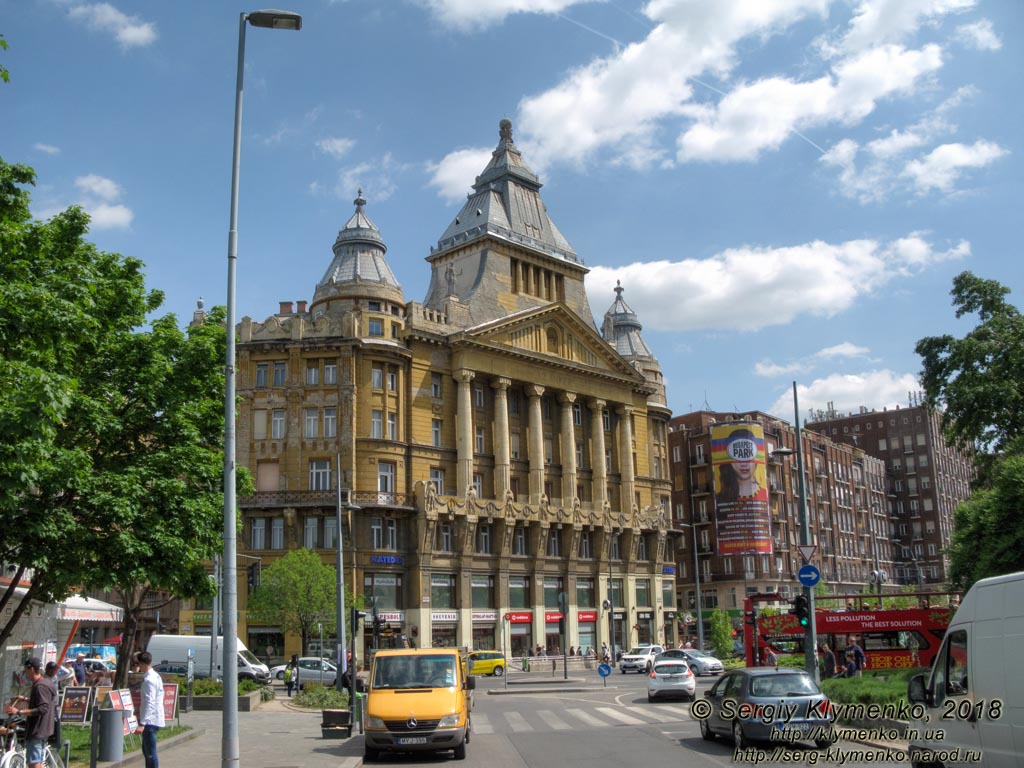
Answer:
[
  {"left": 223, "top": 10, "right": 300, "bottom": 768},
  {"left": 787, "top": 383, "right": 819, "bottom": 682},
  {"left": 335, "top": 456, "right": 361, "bottom": 693},
  {"left": 870, "top": 503, "right": 886, "bottom": 608},
  {"left": 676, "top": 523, "right": 704, "bottom": 651}
]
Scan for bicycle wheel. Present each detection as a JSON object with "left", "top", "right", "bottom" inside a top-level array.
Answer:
[
  {"left": 44, "top": 746, "right": 64, "bottom": 768},
  {"left": 1, "top": 750, "right": 26, "bottom": 768}
]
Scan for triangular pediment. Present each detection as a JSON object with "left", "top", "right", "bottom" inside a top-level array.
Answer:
[{"left": 455, "top": 304, "right": 645, "bottom": 383}]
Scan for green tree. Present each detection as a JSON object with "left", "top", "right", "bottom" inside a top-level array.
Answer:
[
  {"left": 915, "top": 271, "right": 1024, "bottom": 462},
  {"left": 946, "top": 435, "right": 1024, "bottom": 590},
  {"left": 706, "top": 609, "right": 734, "bottom": 661},
  {"left": 0, "top": 158, "right": 236, "bottom": 683},
  {"left": 1, "top": 35, "right": 9, "bottom": 83},
  {"left": 247, "top": 549, "right": 344, "bottom": 655}
]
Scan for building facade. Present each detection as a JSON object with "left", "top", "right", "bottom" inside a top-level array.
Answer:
[
  {"left": 180, "top": 120, "right": 676, "bottom": 662},
  {"left": 807, "top": 400, "right": 974, "bottom": 586},
  {"left": 669, "top": 411, "right": 894, "bottom": 629}
]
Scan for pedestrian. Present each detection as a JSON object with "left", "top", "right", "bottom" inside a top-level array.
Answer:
[
  {"left": 44, "top": 661, "right": 73, "bottom": 687},
  {"left": 568, "top": 646, "right": 575, "bottom": 657},
  {"left": 284, "top": 659, "right": 297, "bottom": 697},
  {"left": 821, "top": 643, "right": 836, "bottom": 679},
  {"left": 601, "top": 642, "right": 609, "bottom": 662},
  {"left": 72, "top": 653, "right": 87, "bottom": 686},
  {"left": 847, "top": 636, "right": 866, "bottom": 676},
  {"left": 6, "top": 656, "right": 56, "bottom": 768},
  {"left": 765, "top": 649, "right": 778, "bottom": 668},
  {"left": 133, "top": 652, "right": 165, "bottom": 768}
]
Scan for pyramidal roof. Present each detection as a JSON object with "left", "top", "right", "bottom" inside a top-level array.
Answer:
[
  {"left": 433, "top": 119, "right": 578, "bottom": 264},
  {"left": 312, "top": 191, "right": 403, "bottom": 310},
  {"left": 601, "top": 281, "right": 654, "bottom": 359}
]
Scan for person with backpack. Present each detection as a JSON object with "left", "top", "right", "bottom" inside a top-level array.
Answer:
[{"left": 284, "top": 660, "right": 297, "bottom": 698}]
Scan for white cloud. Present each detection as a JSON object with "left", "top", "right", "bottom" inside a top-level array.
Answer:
[
  {"left": 832, "top": 0, "right": 975, "bottom": 54},
  {"left": 815, "top": 342, "right": 871, "bottom": 359},
  {"left": 67, "top": 3, "right": 157, "bottom": 48},
  {"left": 955, "top": 18, "right": 1001, "bottom": 50},
  {"left": 416, "top": 0, "right": 590, "bottom": 30},
  {"left": 33, "top": 143, "right": 61, "bottom": 155},
  {"left": 86, "top": 203, "right": 133, "bottom": 229},
  {"left": 317, "top": 137, "right": 356, "bottom": 159},
  {"left": 903, "top": 139, "right": 1008, "bottom": 193},
  {"left": 74, "top": 174, "right": 121, "bottom": 201},
  {"left": 754, "top": 359, "right": 808, "bottom": 378},
  {"left": 426, "top": 147, "right": 493, "bottom": 203},
  {"left": 585, "top": 233, "right": 967, "bottom": 332},
  {"left": 767, "top": 370, "right": 921, "bottom": 419},
  {"left": 336, "top": 153, "right": 404, "bottom": 203}
]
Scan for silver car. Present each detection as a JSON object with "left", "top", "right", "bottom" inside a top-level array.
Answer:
[
  {"left": 656, "top": 648, "right": 723, "bottom": 676},
  {"left": 646, "top": 660, "right": 696, "bottom": 702}
]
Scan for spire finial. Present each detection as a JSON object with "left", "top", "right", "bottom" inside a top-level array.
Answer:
[
  {"left": 354, "top": 188, "right": 366, "bottom": 211},
  {"left": 499, "top": 118, "right": 513, "bottom": 145},
  {"left": 614, "top": 279, "right": 624, "bottom": 298}
]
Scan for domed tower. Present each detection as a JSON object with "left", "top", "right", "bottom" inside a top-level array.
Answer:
[
  {"left": 602, "top": 281, "right": 666, "bottom": 406},
  {"left": 310, "top": 190, "right": 405, "bottom": 322}
]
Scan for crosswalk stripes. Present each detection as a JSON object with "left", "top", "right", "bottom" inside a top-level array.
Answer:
[{"left": 472, "top": 700, "right": 693, "bottom": 737}]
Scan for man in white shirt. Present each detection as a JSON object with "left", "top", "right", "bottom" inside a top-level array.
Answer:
[{"left": 133, "top": 651, "right": 165, "bottom": 768}]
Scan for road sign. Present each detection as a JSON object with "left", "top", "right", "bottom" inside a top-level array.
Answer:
[
  {"left": 597, "top": 663, "right": 612, "bottom": 677},
  {"left": 798, "top": 545, "right": 817, "bottom": 562},
  {"left": 798, "top": 564, "right": 821, "bottom": 588}
]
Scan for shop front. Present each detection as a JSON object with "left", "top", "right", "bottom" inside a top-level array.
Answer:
[
  {"left": 544, "top": 611, "right": 563, "bottom": 654},
  {"left": 430, "top": 611, "right": 458, "bottom": 648},
  {"left": 507, "top": 611, "right": 532, "bottom": 657},
  {"left": 577, "top": 611, "right": 597, "bottom": 654},
  {"left": 636, "top": 611, "right": 654, "bottom": 645},
  {"left": 471, "top": 611, "right": 497, "bottom": 650}
]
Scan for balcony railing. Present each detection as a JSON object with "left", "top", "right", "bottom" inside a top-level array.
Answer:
[{"left": 240, "top": 489, "right": 414, "bottom": 509}]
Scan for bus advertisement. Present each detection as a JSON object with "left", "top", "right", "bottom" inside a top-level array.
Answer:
[{"left": 743, "top": 593, "right": 956, "bottom": 672}]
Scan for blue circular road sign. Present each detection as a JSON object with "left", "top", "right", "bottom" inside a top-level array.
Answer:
[
  {"left": 798, "top": 564, "right": 821, "bottom": 588},
  {"left": 597, "top": 663, "right": 612, "bottom": 677}
]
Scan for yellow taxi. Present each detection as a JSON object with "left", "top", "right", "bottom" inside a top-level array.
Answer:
[{"left": 467, "top": 650, "right": 506, "bottom": 677}]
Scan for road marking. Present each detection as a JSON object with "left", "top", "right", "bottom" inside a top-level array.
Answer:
[
  {"left": 503, "top": 711, "right": 532, "bottom": 732},
  {"left": 473, "top": 713, "right": 494, "bottom": 734},
  {"left": 564, "top": 708, "right": 606, "bottom": 727},
  {"left": 535, "top": 710, "right": 572, "bottom": 730},
  {"left": 596, "top": 707, "right": 647, "bottom": 725},
  {"left": 652, "top": 704, "right": 691, "bottom": 720}
]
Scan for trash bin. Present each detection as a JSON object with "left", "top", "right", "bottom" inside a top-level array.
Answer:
[{"left": 98, "top": 709, "right": 125, "bottom": 762}]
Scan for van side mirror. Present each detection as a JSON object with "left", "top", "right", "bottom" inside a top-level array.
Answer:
[
  {"left": 465, "top": 676, "right": 476, "bottom": 690},
  {"left": 908, "top": 673, "right": 929, "bottom": 706}
]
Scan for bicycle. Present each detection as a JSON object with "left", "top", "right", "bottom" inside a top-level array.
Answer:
[{"left": 0, "top": 716, "right": 25, "bottom": 768}]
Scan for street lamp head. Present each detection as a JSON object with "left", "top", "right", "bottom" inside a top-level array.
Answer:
[
  {"left": 769, "top": 448, "right": 795, "bottom": 461},
  {"left": 247, "top": 9, "right": 302, "bottom": 30}
]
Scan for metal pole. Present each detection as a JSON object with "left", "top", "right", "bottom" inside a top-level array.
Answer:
[
  {"left": 608, "top": 535, "right": 616, "bottom": 667},
  {"left": 692, "top": 524, "right": 704, "bottom": 650},
  {"left": 221, "top": 13, "right": 247, "bottom": 767},
  {"left": 792, "top": 382, "right": 819, "bottom": 683},
  {"left": 335, "top": 454, "right": 348, "bottom": 692},
  {"left": 210, "top": 555, "right": 220, "bottom": 679}
]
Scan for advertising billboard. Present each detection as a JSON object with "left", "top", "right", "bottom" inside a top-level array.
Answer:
[{"left": 711, "top": 422, "right": 773, "bottom": 555}]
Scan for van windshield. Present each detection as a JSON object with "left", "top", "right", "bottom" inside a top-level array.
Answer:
[
  {"left": 372, "top": 655, "right": 457, "bottom": 689},
  {"left": 239, "top": 649, "right": 261, "bottom": 665}
]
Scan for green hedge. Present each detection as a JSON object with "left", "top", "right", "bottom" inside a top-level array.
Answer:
[
  {"left": 820, "top": 669, "right": 921, "bottom": 707},
  {"left": 292, "top": 682, "right": 349, "bottom": 710}
]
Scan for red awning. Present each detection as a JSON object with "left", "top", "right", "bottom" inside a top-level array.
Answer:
[{"left": 101, "top": 634, "right": 123, "bottom": 645}]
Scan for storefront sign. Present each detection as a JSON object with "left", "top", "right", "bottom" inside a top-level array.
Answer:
[
  {"left": 378, "top": 611, "right": 404, "bottom": 623},
  {"left": 544, "top": 611, "right": 564, "bottom": 623},
  {"left": 662, "top": 565, "right": 677, "bottom": 574},
  {"left": 472, "top": 611, "right": 497, "bottom": 622},
  {"left": 370, "top": 555, "right": 404, "bottom": 564},
  {"left": 507, "top": 612, "right": 532, "bottom": 624},
  {"left": 637, "top": 611, "right": 653, "bottom": 620},
  {"left": 431, "top": 611, "right": 458, "bottom": 623},
  {"left": 577, "top": 611, "right": 597, "bottom": 622}
]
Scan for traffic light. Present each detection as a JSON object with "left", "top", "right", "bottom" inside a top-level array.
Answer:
[
  {"left": 246, "top": 563, "right": 261, "bottom": 589},
  {"left": 789, "top": 594, "right": 810, "bottom": 627},
  {"left": 745, "top": 608, "right": 759, "bottom": 626},
  {"left": 350, "top": 607, "right": 367, "bottom": 628}
]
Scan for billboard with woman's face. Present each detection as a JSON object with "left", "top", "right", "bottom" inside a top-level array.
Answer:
[{"left": 711, "top": 423, "right": 773, "bottom": 555}]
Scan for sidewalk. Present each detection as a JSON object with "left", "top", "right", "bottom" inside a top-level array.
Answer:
[{"left": 101, "top": 697, "right": 365, "bottom": 768}]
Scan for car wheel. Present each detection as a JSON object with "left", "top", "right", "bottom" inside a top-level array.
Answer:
[
  {"left": 700, "top": 718, "right": 716, "bottom": 741},
  {"left": 690, "top": 665, "right": 699, "bottom": 677},
  {"left": 732, "top": 721, "right": 749, "bottom": 749},
  {"left": 276, "top": 670, "right": 284, "bottom": 680},
  {"left": 647, "top": 692, "right": 655, "bottom": 702},
  {"left": 364, "top": 747, "right": 379, "bottom": 762},
  {"left": 493, "top": 666, "right": 504, "bottom": 677},
  {"left": 453, "top": 741, "right": 467, "bottom": 760},
  {"left": 815, "top": 729, "right": 837, "bottom": 749},
  {"left": 621, "top": 667, "right": 626, "bottom": 674}
]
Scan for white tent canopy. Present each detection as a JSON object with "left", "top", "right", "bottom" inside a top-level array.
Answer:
[{"left": 57, "top": 594, "right": 124, "bottom": 623}]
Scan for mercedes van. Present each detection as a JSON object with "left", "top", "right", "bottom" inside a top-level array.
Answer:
[
  {"left": 907, "top": 571, "right": 1024, "bottom": 768},
  {"left": 363, "top": 648, "right": 475, "bottom": 761}
]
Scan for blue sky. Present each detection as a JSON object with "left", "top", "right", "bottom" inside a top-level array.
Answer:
[{"left": 4, "top": 0, "right": 1021, "bottom": 422}]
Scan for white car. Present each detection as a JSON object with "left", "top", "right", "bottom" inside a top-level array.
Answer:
[
  {"left": 620, "top": 645, "right": 664, "bottom": 674},
  {"left": 270, "top": 657, "right": 338, "bottom": 687},
  {"left": 646, "top": 659, "right": 696, "bottom": 702}
]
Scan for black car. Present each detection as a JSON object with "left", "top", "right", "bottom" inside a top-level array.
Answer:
[{"left": 700, "top": 668, "right": 836, "bottom": 749}]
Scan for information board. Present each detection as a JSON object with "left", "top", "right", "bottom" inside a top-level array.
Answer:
[{"left": 59, "top": 687, "right": 93, "bottom": 723}]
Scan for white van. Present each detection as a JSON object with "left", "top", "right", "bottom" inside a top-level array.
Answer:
[
  {"left": 146, "top": 634, "right": 270, "bottom": 684},
  {"left": 907, "top": 571, "right": 1024, "bottom": 768}
]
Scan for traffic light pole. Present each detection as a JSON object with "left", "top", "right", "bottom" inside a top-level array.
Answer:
[{"left": 792, "top": 382, "right": 819, "bottom": 683}]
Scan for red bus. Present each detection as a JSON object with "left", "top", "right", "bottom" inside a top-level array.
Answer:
[{"left": 742, "top": 593, "right": 956, "bottom": 672}]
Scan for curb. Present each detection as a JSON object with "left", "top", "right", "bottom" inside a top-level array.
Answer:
[
  {"left": 97, "top": 727, "right": 206, "bottom": 768},
  {"left": 488, "top": 687, "right": 604, "bottom": 695}
]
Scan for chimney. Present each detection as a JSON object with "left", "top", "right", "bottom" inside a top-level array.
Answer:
[
  {"left": 279, "top": 301, "right": 294, "bottom": 315},
  {"left": 296, "top": 300, "right": 308, "bottom": 314}
]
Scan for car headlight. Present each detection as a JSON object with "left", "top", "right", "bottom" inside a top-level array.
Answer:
[
  {"left": 366, "top": 716, "right": 386, "bottom": 729},
  {"left": 438, "top": 714, "right": 461, "bottom": 728}
]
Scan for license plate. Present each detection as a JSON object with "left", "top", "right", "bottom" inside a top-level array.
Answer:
[{"left": 397, "top": 737, "right": 428, "bottom": 745}]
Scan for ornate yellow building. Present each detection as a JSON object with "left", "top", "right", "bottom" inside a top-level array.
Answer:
[{"left": 188, "top": 120, "right": 676, "bottom": 662}]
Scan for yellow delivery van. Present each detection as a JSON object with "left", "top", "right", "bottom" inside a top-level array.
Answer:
[{"left": 364, "top": 648, "right": 475, "bottom": 761}]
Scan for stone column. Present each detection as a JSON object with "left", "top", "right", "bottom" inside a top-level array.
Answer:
[
  {"left": 559, "top": 392, "right": 577, "bottom": 504},
  {"left": 455, "top": 369, "right": 475, "bottom": 496},
  {"left": 526, "top": 384, "right": 545, "bottom": 503},
  {"left": 617, "top": 405, "right": 635, "bottom": 512},
  {"left": 491, "top": 378, "right": 511, "bottom": 499},
  {"left": 589, "top": 398, "right": 607, "bottom": 507}
]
